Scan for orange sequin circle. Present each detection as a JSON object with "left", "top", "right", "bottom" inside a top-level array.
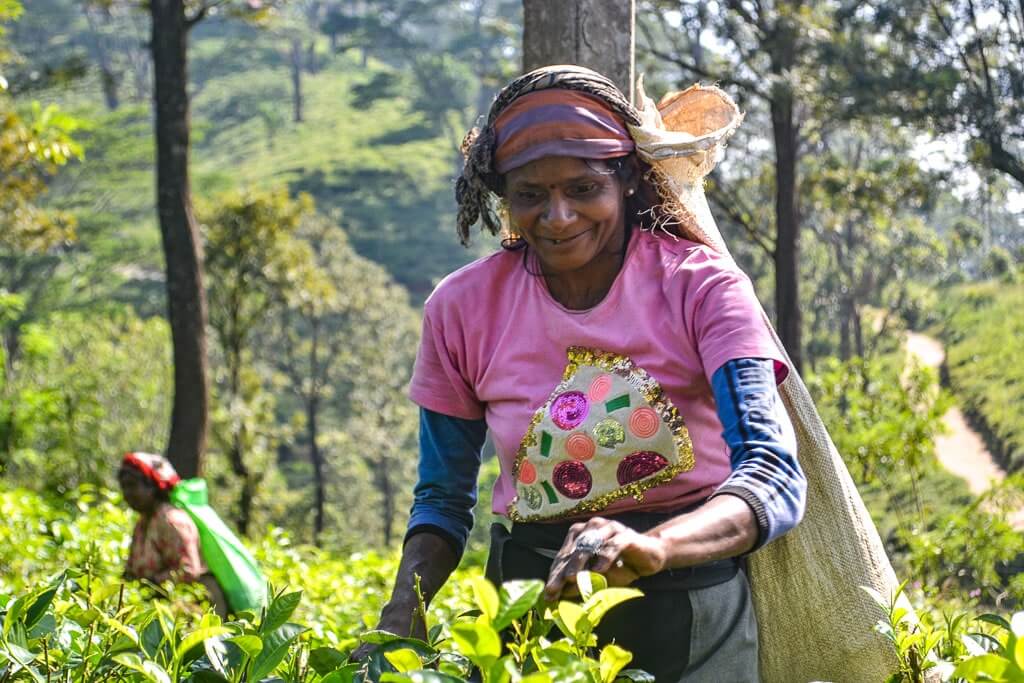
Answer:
[
  {"left": 628, "top": 407, "right": 660, "bottom": 438},
  {"left": 518, "top": 460, "right": 537, "bottom": 484},
  {"left": 588, "top": 374, "right": 613, "bottom": 402},
  {"left": 565, "top": 433, "right": 596, "bottom": 461}
]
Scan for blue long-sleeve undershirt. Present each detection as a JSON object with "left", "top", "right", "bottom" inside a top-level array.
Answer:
[{"left": 405, "top": 357, "right": 806, "bottom": 557}]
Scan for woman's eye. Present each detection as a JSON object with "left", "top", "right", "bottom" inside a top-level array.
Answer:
[
  {"left": 515, "top": 189, "right": 542, "bottom": 202},
  {"left": 571, "top": 183, "right": 599, "bottom": 195}
]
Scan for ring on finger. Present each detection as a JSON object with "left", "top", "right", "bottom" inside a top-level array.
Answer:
[{"left": 574, "top": 532, "right": 604, "bottom": 554}]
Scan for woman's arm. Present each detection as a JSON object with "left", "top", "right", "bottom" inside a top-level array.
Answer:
[
  {"left": 363, "top": 408, "right": 487, "bottom": 642},
  {"left": 544, "top": 357, "right": 805, "bottom": 599},
  {"left": 375, "top": 532, "right": 461, "bottom": 639}
]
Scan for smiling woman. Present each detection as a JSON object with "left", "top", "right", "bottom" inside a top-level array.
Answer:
[
  {"left": 504, "top": 156, "right": 635, "bottom": 309},
  {"left": 360, "top": 66, "right": 807, "bottom": 682}
]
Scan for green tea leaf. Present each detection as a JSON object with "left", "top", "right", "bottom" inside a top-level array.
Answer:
[
  {"left": 261, "top": 590, "right": 302, "bottom": 634},
  {"left": 582, "top": 588, "right": 643, "bottom": 627},
  {"left": 952, "top": 654, "right": 1011, "bottom": 679},
  {"left": 319, "top": 663, "right": 360, "bottom": 683},
  {"left": 229, "top": 634, "right": 264, "bottom": 659},
  {"left": 493, "top": 580, "right": 544, "bottom": 631},
  {"left": 24, "top": 572, "right": 65, "bottom": 629},
  {"left": 175, "top": 626, "right": 233, "bottom": 665},
  {"left": 976, "top": 613, "right": 1012, "bottom": 633},
  {"left": 384, "top": 647, "right": 423, "bottom": 672},
  {"left": 308, "top": 646, "right": 348, "bottom": 675},
  {"left": 380, "top": 672, "right": 464, "bottom": 682},
  {"left": 470, "top": 576, "right": 499, "bottom": 622},
  {"left": 557, "top": 601, "right": 586, "bottom": 639},
  {"left": 599, "top": 643, "right": 632, "bottom": 683},
  {"left": 113, "top": 653, "right": 172, "bottom": 683},
  {"left": 576, "top": 572, "right": 607, "bottom": 602},
  {"left": 450, "top": 621, "right": 501, "bottom": 666},
  {"left": 204, "top": 635, "right": 229, "bottom": 675},
  {"left": 249, "top": 622, "right": 306, "bottom": 681}
]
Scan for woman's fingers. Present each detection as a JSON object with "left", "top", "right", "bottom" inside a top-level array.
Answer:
[{"left": 544, "top": 518, "right": 623, "bottom": 600}]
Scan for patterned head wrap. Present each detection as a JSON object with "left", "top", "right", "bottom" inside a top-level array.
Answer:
[
  {"left": 456, "top": 65, "right": 642, "bottom": 245},
  {"left": 121, "top": 452, "right": 181, "bottom": 491},
  {"left": 493, "top": 90, "right": 635, "bottom": 174}
]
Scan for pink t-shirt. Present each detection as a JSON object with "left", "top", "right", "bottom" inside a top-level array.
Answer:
[{"left": 409, "top": 229, "right": 788, "bottom": 519}]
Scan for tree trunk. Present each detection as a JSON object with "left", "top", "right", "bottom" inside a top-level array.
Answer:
[
  {"left": 308, "top": 397, "right": 326, "bottom": 546},
  {"left": 308, "top": 322, "right": 325, "bottom": 546},
  {"left": 379, "top": 456, "right": 393, "bottom": 546},
  {"left": 771, "top": 99, "right": 802, "bottom": 372},
  {"left": 522, "top": 0, "right": 635, "bottom": 97},
  {"left": 839, "top": 296, "right": 852, "bottom": 362},
  {"left": 83, "top": 7, "right": 120, "bottom": 110},
  {"left": 769, "top": 7, "right": 803, "bottom": 374},
  {"left": 150, "top": 0, "right": 209, "bottom": 479},
  {"left": 227, "top": 351, "right": 253, "bottom": 535},
  {"left": 290, "top": 37, "right": 304, "bottom": 123}
]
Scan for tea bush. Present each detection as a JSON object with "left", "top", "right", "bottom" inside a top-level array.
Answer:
[{"left": 936, "top": 282, "right": 1024, "bottom": 471}]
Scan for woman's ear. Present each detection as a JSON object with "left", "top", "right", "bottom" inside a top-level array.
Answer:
[{"left": 619, "top": 155, "right": 642, "bottom": 195}]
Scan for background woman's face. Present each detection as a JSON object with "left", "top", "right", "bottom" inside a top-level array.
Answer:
[
  {"left": 504, "top": 156, "right": 630, "bottom": 277},
  {"left": 118, "top": 467, "right": 158, "bottom": 514}
]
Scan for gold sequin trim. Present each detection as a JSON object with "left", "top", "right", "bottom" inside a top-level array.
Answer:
[{"left": 508, "top": 346, "right": 696, "bottom": 522}]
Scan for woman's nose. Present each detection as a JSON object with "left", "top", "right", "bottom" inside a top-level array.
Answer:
[{"left": 541, "top": 194, "right": 576, "bottom": 229}]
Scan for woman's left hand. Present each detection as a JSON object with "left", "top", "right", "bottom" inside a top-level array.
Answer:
[{"left": 543, "top": 517, "right": 668, "bottom": 601}]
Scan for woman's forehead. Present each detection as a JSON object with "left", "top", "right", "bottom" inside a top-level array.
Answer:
[{"left": 505, "top": 156, "right": 610, "bottom": 185}]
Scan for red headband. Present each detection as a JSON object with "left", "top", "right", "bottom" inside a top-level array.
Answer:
[
  {"left": 122, "top": 452, "right": 181, "bottom": 491},
  {"left": 493, "top": 90, "right": 635, "bottom": 174}
]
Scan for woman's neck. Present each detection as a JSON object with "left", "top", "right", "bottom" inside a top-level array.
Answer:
[
  {"left": 543, "top": 254, "right": 623, "bottom": 309},
  {"left": 541, "top": 226, "right": 631, "bottom": 310}
]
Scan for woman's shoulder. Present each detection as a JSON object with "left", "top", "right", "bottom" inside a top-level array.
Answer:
[
  {"left": 153, "top": 503, "right": 198, "bottom": 535},
  {"left": 634, "top": 230, "right": 740, "bottom": 278},
  {"left": 423, "top": 248, "right": 524, "bottom": 315}
]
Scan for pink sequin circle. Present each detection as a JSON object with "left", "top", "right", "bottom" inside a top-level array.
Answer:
[
  {"left": 616, "top": 451, "right": 669, "bottom": 485},
  {"left": 628, "top": 407, "right": 660, "bottom": 438},
  {"left": 565, "top": 433, "right": 596, "bottom": 461},
  {"left": 550, "top": 391, "right": 589, "bottom": 430},
  {"left": 553, "top": 460, "right": 592, "bottom": 499},
  {"left": 588, "top": 375, "right": 613, "bottom": 402}
]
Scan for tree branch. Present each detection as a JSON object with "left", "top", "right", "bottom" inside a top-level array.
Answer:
[
  {"left": 707, "top": 175, "right": 777, "bottom": 256},
  {"left": 185, "top": 0, "right": 229, "bottom": 30},
  {"left": 643, "top": 45, "right": 771, "bottom": 102}
]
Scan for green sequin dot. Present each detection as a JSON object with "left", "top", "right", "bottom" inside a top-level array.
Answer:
[
  {"left": 593, "top": 418, "right": 626, "bottom": 448},
  {"left": 521, "top": 486, "right": 542, "bottom": 510}
]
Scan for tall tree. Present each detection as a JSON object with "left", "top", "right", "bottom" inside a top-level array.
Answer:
[
  {"left": 522, "top": 0, "right": 635, "bottom": 95},
  {"left": 840, "top": 0, "right": 1024, "bottom": 188},
  {"left": 270, "top": 214, "right": 419, "bottom": 547},
  {"left": 149, "top": 0, "right": 208, "bottom": 478},
  {"left": 202, "top": 188, "right": 311, "bottom": 535},
  {"left": 639, "top": 1, "right": 838, "bottom": 372}
]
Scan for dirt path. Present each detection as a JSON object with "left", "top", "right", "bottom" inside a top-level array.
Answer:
[{"left": 905, "top": 332, "right": 1024, "bottom": 528}]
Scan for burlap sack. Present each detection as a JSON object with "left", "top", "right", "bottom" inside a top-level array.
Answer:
[{"left": 629, "top": 82, "right": 901, "bottom": 682}]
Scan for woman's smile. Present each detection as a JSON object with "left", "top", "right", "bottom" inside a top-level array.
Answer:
[{"left": 543, "top": 226, "right": 595, "bottom": 246}]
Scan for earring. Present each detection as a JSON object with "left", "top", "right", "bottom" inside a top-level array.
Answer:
[{"left": 625, "top": 188, "right": 635, "bottom": 196}]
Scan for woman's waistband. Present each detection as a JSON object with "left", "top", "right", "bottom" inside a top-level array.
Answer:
[{"left": 505, "top": 504, "right": 740, "bottom": 591}]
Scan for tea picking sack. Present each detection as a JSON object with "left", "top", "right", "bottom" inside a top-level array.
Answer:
[
  {"left": 170, "top": 478, "right": 267, "bottom": 614},
  {"left": 627, "top": 80, "right": 901, "bottom": 682}
]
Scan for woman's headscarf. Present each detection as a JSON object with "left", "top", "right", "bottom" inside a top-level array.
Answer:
[
  {"left": 456, "top": 65, "right": 643, "bottom": 245},
  {"left": 122, "top": 452, "right": 181, "bottom": 491}
]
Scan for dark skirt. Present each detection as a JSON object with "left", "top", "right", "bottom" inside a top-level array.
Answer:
[{"left": 484, "top": 508, "right": 759, "bottom": 682}]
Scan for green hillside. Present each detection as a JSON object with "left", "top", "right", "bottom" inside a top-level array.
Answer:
[{"left": 20, "top": 12, "right": 494, "bottom": 305}]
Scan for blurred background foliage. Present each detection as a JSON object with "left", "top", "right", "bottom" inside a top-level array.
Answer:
[{"left": 0, "top": 2, "right": 1023, "bottom": 676}]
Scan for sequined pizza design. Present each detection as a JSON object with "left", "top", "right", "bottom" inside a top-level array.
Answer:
[{"left": 509, "top": 347, "right": 695, "bottom": 522}]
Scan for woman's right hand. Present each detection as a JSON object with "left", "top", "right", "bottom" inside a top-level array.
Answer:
[{"left": 348, "top": 532, "right": 458, "bottom": 662}]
